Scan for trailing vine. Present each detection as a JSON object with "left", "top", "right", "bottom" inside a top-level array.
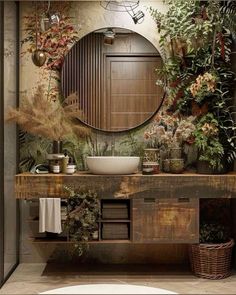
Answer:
[{"left": 64, "top": 187, "right": 100, "bottom": 256}]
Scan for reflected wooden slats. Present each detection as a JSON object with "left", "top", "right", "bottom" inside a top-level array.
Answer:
[{"left": 61, "top": 32, "right": 164, "bottom": 131}]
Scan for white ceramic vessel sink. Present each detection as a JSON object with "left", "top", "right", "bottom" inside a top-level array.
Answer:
[{"left": 86, "top": 156, "right": 140, "bottom": 175}]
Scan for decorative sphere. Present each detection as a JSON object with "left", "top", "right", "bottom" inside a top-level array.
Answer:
[{"left": 32, "top": 50, "right": 46, "bottom": 67}]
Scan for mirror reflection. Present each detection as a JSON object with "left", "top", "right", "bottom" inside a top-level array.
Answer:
[{"left": 61, "top": 27, "right": 164, "bottom": 132}]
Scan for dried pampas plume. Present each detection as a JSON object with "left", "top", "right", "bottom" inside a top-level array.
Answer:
[{"left": 6, "top": 86, "right": 90, "bottom": 141}]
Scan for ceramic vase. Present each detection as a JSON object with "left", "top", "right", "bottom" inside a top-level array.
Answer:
[
  {"left": 170, "top": 158, "right": 184, "bottom": 174},
  {"left": 170, "top": 147, "right": 182, "bottom": 159},
  {"left": 143, "top": 148, "right": 159, "bottom": 162}
]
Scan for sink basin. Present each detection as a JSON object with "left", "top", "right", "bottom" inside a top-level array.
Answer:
[{"left": 86, "top": 156, "right": 140, "bottom": 175}]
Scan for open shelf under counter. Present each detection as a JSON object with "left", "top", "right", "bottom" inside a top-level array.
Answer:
[{"left": 15, "top": 172, "right": 236, "bottom": 199}]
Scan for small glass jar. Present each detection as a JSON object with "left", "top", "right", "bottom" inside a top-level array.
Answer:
[
  {"left": 52, "top": 162, "right": 60, "bottom": 174},
  {"left": 170, "top": 158, "right": 184, "bottom": 174},
  {"left": 163, "top": 159, "right": 170, "bottom": 173},
  {"left": 142, "top": 162, "right": 159, "bottom": 175}
]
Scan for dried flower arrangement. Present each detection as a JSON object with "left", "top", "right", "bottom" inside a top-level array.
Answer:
[
  {"left": 6, "top": 86, "right": 89, "bottom": 141},
  {"left": 144, "top": 112, "right": 196, "bottom": 149},
  {"left": 189, "top": 72, "right": 218, "bottom": 103}
]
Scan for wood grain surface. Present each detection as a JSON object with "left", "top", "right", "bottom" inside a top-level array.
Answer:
[{"left": 15, "top": 172, "right": 236, "bottom": 199}]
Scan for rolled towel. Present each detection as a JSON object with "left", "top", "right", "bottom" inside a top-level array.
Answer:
[{"left": 39, "top": 198, "right": 62, "bottom": 234}]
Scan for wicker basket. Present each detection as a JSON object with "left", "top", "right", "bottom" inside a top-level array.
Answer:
[{"left": 189, "top": 239, "right": 234, "bottom": 280}]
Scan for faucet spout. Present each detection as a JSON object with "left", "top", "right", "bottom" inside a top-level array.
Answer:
[{"left": 111, "top": 136, "right": 115, "bottom": 156}]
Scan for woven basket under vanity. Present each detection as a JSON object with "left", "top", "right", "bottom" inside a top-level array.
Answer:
[{"left": 189, "top": 239, "right": 234, "bottom": 280}]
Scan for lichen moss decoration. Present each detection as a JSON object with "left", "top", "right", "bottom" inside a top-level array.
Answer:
[
  {"left": 64, "top": 187, "right": 100, "bottom": 257},
  {"left": 149, "top": 0, "right": 236, "bottom": 168}
]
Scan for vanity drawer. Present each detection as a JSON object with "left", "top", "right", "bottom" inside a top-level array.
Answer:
[{"left": 132, "top": 198, "right": 199, "bottom": 243}]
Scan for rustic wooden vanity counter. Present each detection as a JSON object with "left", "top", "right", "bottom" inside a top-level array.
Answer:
[
  {"left": 14, "top": 172, "right": 236, "bottom": 245},
  {"left": 15, "top": 172, "right": 236, "bottom": 199}
]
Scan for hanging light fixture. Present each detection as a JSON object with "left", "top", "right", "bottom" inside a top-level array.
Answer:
[
  {"left": 103, "top": 28, "right": 116, "bottom": 45},
  {"left": 32, "top": 3, "right": 46, "bottom": 67},
  {"left": 100, "top": 1, "right": 145, "bottom": 24},
  {"left": 40, "top": 1, "right": 60, "bottom": 32}
]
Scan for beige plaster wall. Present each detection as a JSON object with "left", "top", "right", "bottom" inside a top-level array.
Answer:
[
  {"left": 19, "top": 1, "right": 166, "bottom": 100},
  {"left": 18, "top": 1, "right": 189, "bottom": 264}
]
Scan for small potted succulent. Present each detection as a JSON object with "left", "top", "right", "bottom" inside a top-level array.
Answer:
[{"left": 189, "top": 223, "right": 234, "bottom": 279}]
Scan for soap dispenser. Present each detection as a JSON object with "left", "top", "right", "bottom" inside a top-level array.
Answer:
[{"left": 62, "top": 153, "right": 69, "bottom": 174}]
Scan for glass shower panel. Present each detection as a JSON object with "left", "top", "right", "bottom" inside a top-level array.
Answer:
[
  {"left": 3, "top": 1, "right": 18, "bottom": 279},
  {"left": 0, "top": 1, "right": 4, "bottom": 288}
]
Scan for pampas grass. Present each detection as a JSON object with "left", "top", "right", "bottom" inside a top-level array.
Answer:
[{"left": 7, "top": 86, "right": 90, "bottom": 141}]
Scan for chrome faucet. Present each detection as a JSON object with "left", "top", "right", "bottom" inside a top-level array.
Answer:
[{"left": 111, "top": 135, "right": 115, "bottom": 156}]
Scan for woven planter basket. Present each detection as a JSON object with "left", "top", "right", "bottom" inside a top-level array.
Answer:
[{"left": 189, "top": 239, "right": 234, "bottom": 280}]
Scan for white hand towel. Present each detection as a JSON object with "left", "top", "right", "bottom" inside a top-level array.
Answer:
[{"left": 39, "top": 198, "right": 62, "bottom": 234}]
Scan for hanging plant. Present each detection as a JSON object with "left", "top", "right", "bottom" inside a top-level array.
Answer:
[
  {"left": 64, "top": 187, "right": 100, "bottom": 256},
  {"left": 193, "top": 113, "right": 224, "bottom": 170}
]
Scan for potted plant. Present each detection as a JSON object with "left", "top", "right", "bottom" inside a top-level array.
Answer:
[
  {"left": 189, "top": 223, "right": 234, "bottom": 279},
  {"left": 144, "top": 112, "right": 196, "bottom": 172}
]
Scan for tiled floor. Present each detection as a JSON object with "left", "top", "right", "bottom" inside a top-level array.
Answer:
[{"left": 1, "top": 264, "right": 236, "bottom": 294}]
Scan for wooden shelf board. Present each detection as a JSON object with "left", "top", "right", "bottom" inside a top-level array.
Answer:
[
  {"left": 27, "top": 219, "right": 66, "bottom": 223},
  {"left": 29, "top": 238, "right": 131, "bottom": 244},
  {"left": 16, "top": 171, "right": 236, "bottom": 177},
  {"left": 99, "top": 219, "right": 131, "bottom": 223}
]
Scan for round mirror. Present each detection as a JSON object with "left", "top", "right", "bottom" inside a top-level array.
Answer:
[{"left": 61, "top": 27, "right": 164, "bottom": 132}]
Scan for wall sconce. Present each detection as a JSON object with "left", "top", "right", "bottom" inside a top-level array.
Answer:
[
  {"left": 100, "top": 1, "right": 145, "bottom": 24},
  {"left": 49, "top": 12, "right": 60, "bottom": 26},
  {"left": 131, "top": 10, "right": 145, "bottom": 24},
  {"left": 40, "top": 1, "right": 60, "bottom": 31},
  {"left": 103, "top": 28, "right": 116, "bottom": 45}
]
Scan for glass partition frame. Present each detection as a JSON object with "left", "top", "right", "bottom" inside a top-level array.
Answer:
[{"left": 0, "top": 1, "right": 19, "bottom": 288}]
